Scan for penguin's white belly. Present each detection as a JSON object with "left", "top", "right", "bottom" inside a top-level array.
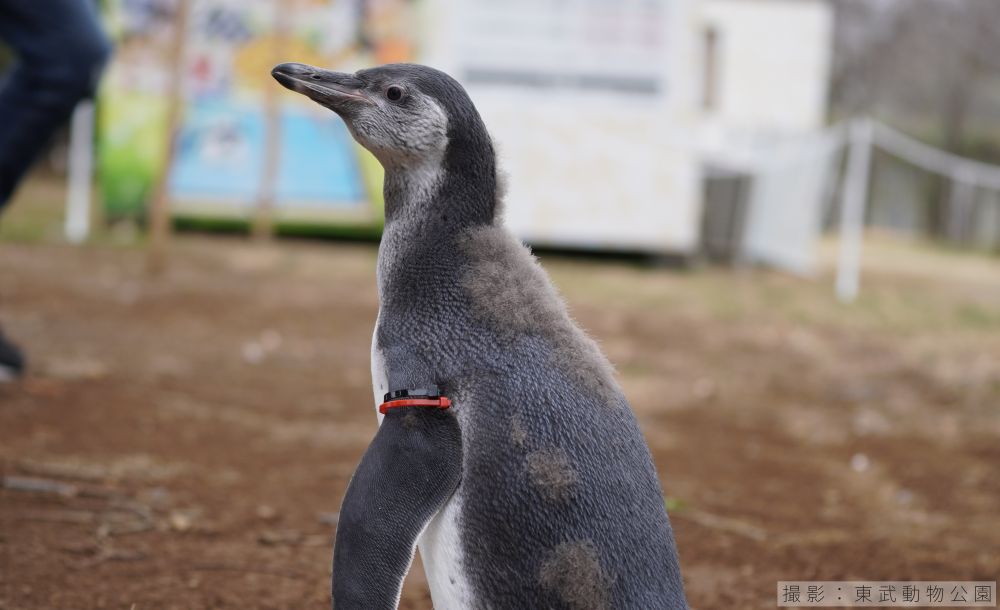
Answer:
[
  {"left": 418, "top": 491, "right": 476, "bottom": 610},
  {"left": 371, "top": 324, "right": 388, "bottom": 423}
]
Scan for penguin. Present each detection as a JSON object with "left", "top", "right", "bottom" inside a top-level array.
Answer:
[{"left": 272, "top": 62, "right": 688, "bottom": 610}]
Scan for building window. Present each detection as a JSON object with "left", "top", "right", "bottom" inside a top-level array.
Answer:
[{"left": 702, "top": 26, "right": 718, "bottom": 110}]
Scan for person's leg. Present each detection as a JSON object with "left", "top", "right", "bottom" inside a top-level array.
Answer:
[
  {"left": 0, "top": 328, "right": 25, "bottom": 380},
  {"left": 0, "top": 0, "right": 112, "bottom": 209},
  {"left": 0, "top": 0, "right": 111, "bottom": 378}
]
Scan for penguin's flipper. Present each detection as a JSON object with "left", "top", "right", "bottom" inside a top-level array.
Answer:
[{"left": 332, "top": 407, "right": 462, "bottom": 610}]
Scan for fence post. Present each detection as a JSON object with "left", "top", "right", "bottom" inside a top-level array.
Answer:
[
  {"left": 147, "top": 0, "right": 190, "bottom": 274},
  {"left": 947, "top": 167, "right": 978, "bottom": 242},
  {"left": 65, "top": 101, "right": 95, "bottom": 244},
  {"left": 835, "top": 118, "right": 873, "bottom": 303}
]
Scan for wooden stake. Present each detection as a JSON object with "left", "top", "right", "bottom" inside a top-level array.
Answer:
[
  {"left": 252, "top": 0, "right": 291, "bottom": 242},
  {"left": 147, "top": 0, "right": 191, "bottom": 274}
]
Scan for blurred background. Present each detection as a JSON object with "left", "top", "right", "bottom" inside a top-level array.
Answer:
[{"left": 1, "top": 0, "right": 998, "bottom": 608}]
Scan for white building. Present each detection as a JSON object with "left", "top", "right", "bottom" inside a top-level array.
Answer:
[
  {"left": 696, "top": 0, "right": 837, "bottom": 271},
  {"left": 427, "top": 0, "right": 835, "bottom": 263},
  {"left": 700, "top": 0, "right": 833, "bottom": 144}
]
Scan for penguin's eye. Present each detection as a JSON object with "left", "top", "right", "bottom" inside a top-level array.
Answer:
[{"left": 385, "top": 85, "right": 405, "bottom": 102}]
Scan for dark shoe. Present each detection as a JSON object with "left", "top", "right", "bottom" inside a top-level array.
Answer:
[{"left": 0, "top": 329, "right": 25, "bottom": 381}]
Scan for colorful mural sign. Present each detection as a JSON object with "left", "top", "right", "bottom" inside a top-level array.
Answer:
[{"left": 99, "top": 0, "right": 417, "bottom": 226}]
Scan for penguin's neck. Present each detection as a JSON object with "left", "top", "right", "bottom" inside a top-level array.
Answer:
[
  {"left": 381, "top": 147, "right": 495, "bottom": 227},
  {"left": 382, "top": 157, "right": 448, "bottom": 228},
  {"left": 377, "top": 157, "right": 495, "bottom": 302}
]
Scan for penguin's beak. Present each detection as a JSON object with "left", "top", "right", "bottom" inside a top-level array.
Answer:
[{"left": 271, "top": 63, "right": 370, "bottom": 112}]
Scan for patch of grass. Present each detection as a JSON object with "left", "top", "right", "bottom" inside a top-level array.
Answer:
[
  {"left": 665, "top": 496, "right": 688, "bottom": 513},
  {"left": 550, "top": 239, "right": 1000, "bottom": 338},
  {"left": 955, "top": 303, "right": 1000, "bottom": 329},
  {"left": 0, "top": 173, "right": 68, "bottom": 243}
]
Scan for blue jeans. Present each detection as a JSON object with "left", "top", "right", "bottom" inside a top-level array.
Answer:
[{"left": 0, "top": 0, "right": 111, "bottom": 209}]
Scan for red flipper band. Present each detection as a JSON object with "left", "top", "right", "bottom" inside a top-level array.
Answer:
[{"left": 378, "top": 396, "right": 452, "bottom": 415}]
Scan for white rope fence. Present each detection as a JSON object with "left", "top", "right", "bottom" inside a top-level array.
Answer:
[
  {"left": 873, "top": 121, "right": 1000, "bottom": 191},
  {"left": 835, "top": 118, "right": 1000, "bottom": 302}
]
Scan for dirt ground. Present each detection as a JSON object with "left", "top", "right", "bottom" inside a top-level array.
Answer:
[{"left": 1, "top": 200, "right": 999, "bottom": 608}]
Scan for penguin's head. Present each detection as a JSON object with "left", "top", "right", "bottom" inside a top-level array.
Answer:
[{"left": 272, "top": 62, "right": 489, "bottom": 172}]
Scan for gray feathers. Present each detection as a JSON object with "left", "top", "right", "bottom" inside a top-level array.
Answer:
[
  {"left": 458, "top": 224, "right": 621, "bottom": 406},
  {"left": 525, "top": 447, "right": 579, "bottom": 502},
  {"left": 539, "top": 541, "right": 612, "bottom": 610}
]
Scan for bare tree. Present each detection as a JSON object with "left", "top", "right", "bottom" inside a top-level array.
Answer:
[{"left": 831, "top": 0, "right": 1000, "bottom": 236}]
